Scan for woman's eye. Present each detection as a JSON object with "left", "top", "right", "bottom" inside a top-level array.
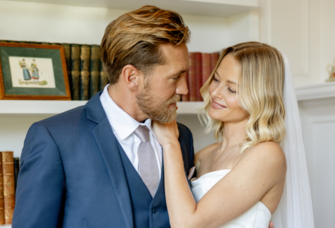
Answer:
[
  {"left": 228, "top": 87, "right": 236, "bottom": 94},
  {"left": 213, "top": 77, "right": 220, "bottom": 82}
]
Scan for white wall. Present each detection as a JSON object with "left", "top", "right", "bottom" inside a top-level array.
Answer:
[
  {"left": 259, "top": 0, "right": 335, "bottom": 88},
  {"left": 0, "top": 0, "right": 227, "bottom": 53}
]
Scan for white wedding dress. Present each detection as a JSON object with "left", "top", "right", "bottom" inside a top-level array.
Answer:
[{"left": 191, "top": 169, "right": 271, "bottom": 228}]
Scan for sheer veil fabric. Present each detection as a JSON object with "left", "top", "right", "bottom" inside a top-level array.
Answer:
[{"left": 272, "top": 53, "right": 314, "bottom": 228}]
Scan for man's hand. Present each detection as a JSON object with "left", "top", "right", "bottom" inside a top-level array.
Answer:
[{"left": 268, "top": 221, "right": 274, "bottom": 228}]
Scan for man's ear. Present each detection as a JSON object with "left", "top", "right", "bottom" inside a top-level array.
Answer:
[{"left": 120, "top": 64, "right": 142, "bottom": 90}]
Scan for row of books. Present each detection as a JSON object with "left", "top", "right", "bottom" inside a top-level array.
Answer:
[
  {"left": 0, "top": 151, "right": 20, "bottom": 225},
  {"left": 183, "top": 52, "right": 220, "bottom": 102}
]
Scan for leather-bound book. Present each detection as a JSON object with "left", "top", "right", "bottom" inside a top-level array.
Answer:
[
  {"left": 0, "top": 154, "right": 4, "bottom": 225},
  {"left": 80, "top": 45, "right": 91, "bottom": 100},
  {"left": 100, "top": 60, "right": 108, "bottom": 91},
  {"left": 61, "top": 43, "right": 72, "bottom": 98},
  {"left": 181, "top": 70, "right": 189, "bottom": 101},
  {"left": 210, "top": 52, "right": 220, "bottom": 73},
  {"left": 2, "top": 151, "right": 14, "bottom": 224},
  {"left": 194, "top": 52, "right": 203, "bottom": 101},
  {"left": 71, "top": 44, "right": 81, "bottom": 100},
  {"left": 13, "top": 158, "right": 20, "bottom": 193},
  {"left": 90, "top": 45, "right": 101, "bottom": 98},
  {"left": 201, "top": 53, "right": 211, "bottom": 87},
  {"left": 188, "top": 53, "right": 197, "bottom": 101}
]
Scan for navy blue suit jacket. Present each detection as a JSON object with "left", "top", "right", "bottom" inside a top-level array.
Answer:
[{"left": 12, "top": 92, "right": 195, "bottom": 228}]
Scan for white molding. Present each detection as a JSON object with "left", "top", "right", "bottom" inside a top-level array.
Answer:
[{"left": 296, "top": 81, "right": 335, "bottom": 101}]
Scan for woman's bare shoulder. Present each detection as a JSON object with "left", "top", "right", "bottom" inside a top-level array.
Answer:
[{"left": 240, "top": 141, "right": 287, "bottom": 174}]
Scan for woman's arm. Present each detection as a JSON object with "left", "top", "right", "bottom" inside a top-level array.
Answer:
[{"left": 153, "top": 120, "right": 286, "bottom": 228}]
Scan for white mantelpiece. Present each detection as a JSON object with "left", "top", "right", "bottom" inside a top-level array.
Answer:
[
  {"left": 297, "top": 82, "right": 335, "bottom": 228},
  {"left": 296, "top": 81, "right": 335, "bottom": 101}
]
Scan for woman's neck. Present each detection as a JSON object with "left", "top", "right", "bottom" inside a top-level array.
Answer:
[{"left": 221, "top": 120, "right": 248, "bottom": 149}]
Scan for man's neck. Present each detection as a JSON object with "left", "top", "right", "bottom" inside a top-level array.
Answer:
[{"left": 108, "top": 84, "right": 148, "bottom": 122}]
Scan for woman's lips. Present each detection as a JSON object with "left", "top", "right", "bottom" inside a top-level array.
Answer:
[{"left": 211, "top": 101, "right": 227, "bottom": 109}]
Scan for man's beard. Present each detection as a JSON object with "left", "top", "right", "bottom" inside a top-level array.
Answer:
[{"left": 136, "top": 84, "right": 180, "bottom": 124}]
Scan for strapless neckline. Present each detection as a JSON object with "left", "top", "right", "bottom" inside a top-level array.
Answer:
[
  {"left": 192, "top": 169, "right": 232, "bottom": 182},
  {"left": 191, "top": 169, "right": 272, "bottom": 228}
]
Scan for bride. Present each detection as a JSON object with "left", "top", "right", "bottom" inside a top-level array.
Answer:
[{"left": 153, "top": 42, "right": 314, "bottom": 228}]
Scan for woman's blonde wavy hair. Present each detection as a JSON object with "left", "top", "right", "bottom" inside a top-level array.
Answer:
[{"left": 199, "top": 42, "right": 286, "bottom": 153}]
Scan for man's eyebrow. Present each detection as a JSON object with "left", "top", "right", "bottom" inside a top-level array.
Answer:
[{"left": 171, "top": 70, "right": 188, "bottom": 77}]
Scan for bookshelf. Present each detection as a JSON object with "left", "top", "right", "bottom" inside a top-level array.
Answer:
[{"left": 0, "top": 0, "right": 260, "bottom": 157}]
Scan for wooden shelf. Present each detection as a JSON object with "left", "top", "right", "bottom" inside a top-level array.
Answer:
[
  {"left": 0, "top": 101, "right": 203, "bottom": 115},
  {"left": 7, "top": 0, "right": 258, "bottom": 17}
]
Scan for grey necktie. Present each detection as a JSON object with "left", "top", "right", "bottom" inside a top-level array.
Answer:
[{"left": 134, "top": 125, "right": 160, "bottom": 197}]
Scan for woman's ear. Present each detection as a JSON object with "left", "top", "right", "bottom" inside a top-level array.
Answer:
[{"left": 121, "top": 64, "right": 141, "bottom": 90}]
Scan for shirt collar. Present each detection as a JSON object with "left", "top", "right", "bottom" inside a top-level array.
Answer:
[{"left": 100, "top": 85, "right": 155, "bottom": 140}]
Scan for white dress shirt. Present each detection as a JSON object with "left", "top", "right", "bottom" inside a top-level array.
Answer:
[{"left": 100, "top": 85, "right": 162, "bottom": 178}]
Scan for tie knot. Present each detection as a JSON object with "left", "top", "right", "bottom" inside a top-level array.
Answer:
[{"left": 134, "top": 125, "right": 150, "bottom": 142}]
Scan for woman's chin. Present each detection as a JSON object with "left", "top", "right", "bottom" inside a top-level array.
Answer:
[{"left": 208, "top": 110, "right": 224, "bottom": 122}]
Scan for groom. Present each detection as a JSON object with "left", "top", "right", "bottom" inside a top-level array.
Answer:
[
  {"left": 12, "top": 5, "right": 194, "bottom": 228},
  {"left": 13, "top": 5, "right": 274, "bottom": 228}
]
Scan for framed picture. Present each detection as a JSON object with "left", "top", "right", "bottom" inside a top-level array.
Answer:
[{"left": 0, "top": 42, "right": 71, "bottom": 100}]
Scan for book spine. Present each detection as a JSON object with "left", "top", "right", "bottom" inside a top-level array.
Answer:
[
  {"left": 181, "top": 70, "right": 189, "bottom": 101},
  {"left": 80, "top": 45, "right": 91, "bottom": 100},
  {"left": 71, "top": 45, "right": 81, "bottom": 100},
  {"left": 188, "top": 53, "right": 197, "bottom": 101},
  {"left": 201, "top": 53, "right": 211, "bottom": 87},
  {"left": 194, "top": 52, "right": 203, "bottom": 101},
  {"left": 90, "top": 45, "right": 101, "bottom": 98},
  {"left": 2, "top": 152, "right": 14, "bottom": 224},
  {"left": 13, "top": 158, "right": 20, "bottom": 194},
  {"left": 61, "top": 43, "right": 72, "bottom": 98},
  {"left": 100, "top": 60, "right": 108, "bottom": 91},
  {"left": 0, "top": 154, "right": 4, "bottom": 225},
  {"left": 210, "top": 52, "right": 220, "bottom": 73}
]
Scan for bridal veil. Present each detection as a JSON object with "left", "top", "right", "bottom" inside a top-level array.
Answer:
[{"left": 272, "top": 53, "right": 315, "bottom": 228}]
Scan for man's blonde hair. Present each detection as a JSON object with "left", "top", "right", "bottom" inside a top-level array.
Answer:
[
  {"left": 199, "top": 42, "right": 286, "bottom": 152},
  {"left": 101, "top": 5, "right": 190, "bottom": 85}
]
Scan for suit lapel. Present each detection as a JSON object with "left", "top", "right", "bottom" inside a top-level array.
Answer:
[{"left": 87, "top": 93, "right": 134, "bottom": 228}]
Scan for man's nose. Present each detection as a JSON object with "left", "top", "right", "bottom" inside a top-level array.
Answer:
[{"left": 176, "top": 75, "right": 188, "bottom": 95}]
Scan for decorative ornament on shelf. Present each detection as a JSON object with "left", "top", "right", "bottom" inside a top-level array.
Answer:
[{"left": 326, "top": 59, "right": 335, "bottom": 82}]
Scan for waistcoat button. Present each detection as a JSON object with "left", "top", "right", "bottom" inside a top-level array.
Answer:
[{"left": 152, "top": 208, "right": 157, "bottom": 214}]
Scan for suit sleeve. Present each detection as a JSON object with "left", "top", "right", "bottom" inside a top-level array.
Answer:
[{"left": 12, "top": 122, "right": 65, "bottom": 228}]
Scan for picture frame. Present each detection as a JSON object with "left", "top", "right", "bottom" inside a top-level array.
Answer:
[{"left": 0, "top": 42, "right": 71, "bottom": 100}]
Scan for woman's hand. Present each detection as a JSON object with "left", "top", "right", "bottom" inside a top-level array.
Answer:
[{"left": 152, "top": 120, "right": 179, "bottom": 147}]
